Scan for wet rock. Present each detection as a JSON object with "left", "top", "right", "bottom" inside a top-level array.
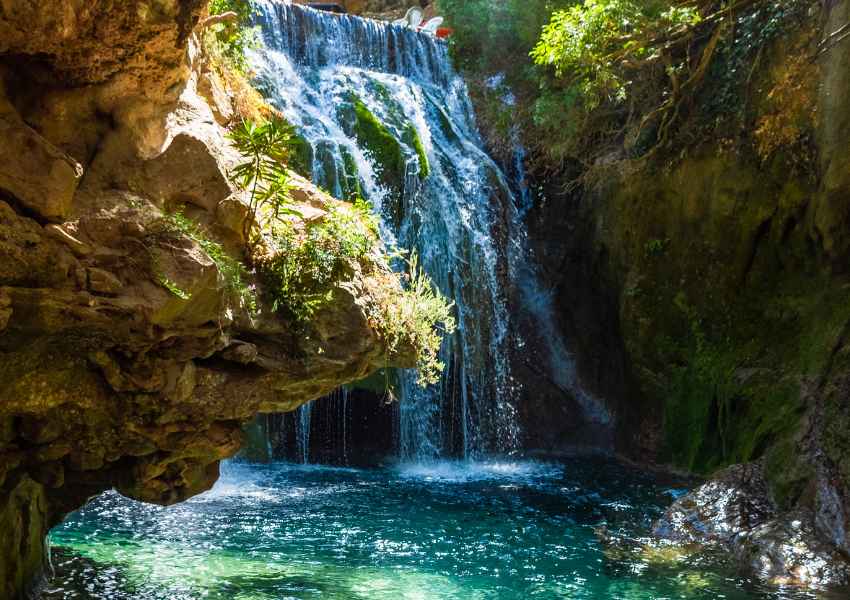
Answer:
[
  {"left": 653, "top": 463, "right": 775, "bottom": 545},
  {"left": 654, "top": 463, "right": 850, "bottom": 588},
  {"left": 735, "top": 516, "right": 850, "bottom": 587}
]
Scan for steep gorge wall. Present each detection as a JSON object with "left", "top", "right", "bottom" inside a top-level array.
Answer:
[
  {"left": 526, "top": 0, "right": 850, "bottom": 585},
  {"left": 0, "top": 2, "right": 416, "bottom": 597}
]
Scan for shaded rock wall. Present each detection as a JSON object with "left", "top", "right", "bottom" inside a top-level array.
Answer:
[
  {"left": 0, "top": 2, "right": 415, "bottom": 597},
  {"left": 525, "top": 0, "right": 850, "bottom": 587}
]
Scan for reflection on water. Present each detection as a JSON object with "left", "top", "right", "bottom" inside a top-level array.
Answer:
[{"left": 45, "top": 457, "right": 836, "bottom": 599}]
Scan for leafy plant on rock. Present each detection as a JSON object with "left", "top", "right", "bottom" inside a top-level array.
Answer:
[
  {"left": 258, "top": 199, "right": 378, "bottom": 321},
  {"left": 228, "top": 117, "right": 302, "bottom": 250},
  {"left": 205, "top": 0, "right": 259, "bottom": 74},
  {"left": 149, "top": 210, "right": 256, "bottom": 313},
  {"left": 378, "top": 252, "right": 457, "bottom": 388}
]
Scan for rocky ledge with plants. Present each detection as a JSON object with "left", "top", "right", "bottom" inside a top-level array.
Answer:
[{"left": 0, "top": 1, "right": 453, "bottom": 598}]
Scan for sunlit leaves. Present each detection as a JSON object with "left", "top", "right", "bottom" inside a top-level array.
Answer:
[
  {"left": 228, "top": 117, "right": 302, "bottom": 247},
  {"left": 531, "top": 0, "right": 701, "bottom": 108}
]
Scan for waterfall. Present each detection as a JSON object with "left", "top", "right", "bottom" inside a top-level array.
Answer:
[
  {"left": 295, "top": 403, "right": 312, "bottom": 464},
  {"left": 248, "top": 1, "right": 609, "bottom": 461}
]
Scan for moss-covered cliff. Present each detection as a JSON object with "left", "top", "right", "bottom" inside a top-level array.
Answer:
[
  {"left": 513, "top": 0, "right": 850, "bottom": 586},
  {"left": 0, "top": 2, "right": 431, "bottom": 598}
]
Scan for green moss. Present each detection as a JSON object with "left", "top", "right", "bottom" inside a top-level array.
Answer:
[
  {"left": 656, "top": 273, "right": 850, "bottom": 477},
  {"left": 341, "top": 147, "right": 364, "bottom": 201},
  {"left": 350, "top": 98, "right": 405, "bottom": 192},
  {"left": 403, "top": 124, "right": 430, "bottom": 179},
  {"left": 764, "top": 436, "right": 812, "bottom": 509}
]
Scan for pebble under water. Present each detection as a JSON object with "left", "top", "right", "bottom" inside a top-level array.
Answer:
[{"left": 45, "top": 457, "right": 837, "bottom": 599}]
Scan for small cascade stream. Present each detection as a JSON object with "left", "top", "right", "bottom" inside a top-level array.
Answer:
[
  {"left": 249, "top": 0, "right": 608, "bottom": 461},
  {"left": 294, "top": 403, "right": 313, "bottom": 464}
]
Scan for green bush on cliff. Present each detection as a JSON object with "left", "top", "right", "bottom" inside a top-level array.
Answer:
[
  {"left": 442, "top": 0, "right": 811, "bottom": 164},
  {"left": 228, "top": 117, "right": 302, "bottom": 249},
  {"left": 206, "top": 0, "right": 259, "bottom": 74},
  {"left": 531, "top": 1, "right": 701, "bottom": 109},
  {"left": 259, "top": 199, "right": 379, "bottom": 321},
  {"left": 373, "top": 252, "right": 457, "bottom": 388},
  {"left": 258, "top": 198, "right": 455, "bottom": 387}
]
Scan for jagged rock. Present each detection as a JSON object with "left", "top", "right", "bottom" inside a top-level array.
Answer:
[
  {"left": 653, "top": 463, "right": 775, "bottom": 545},
  {"left": 654, "top": 463, "right": 850, "bottom": 588},
  {"left": 0, "top": 109, "right": 83, "bottom": 221},
  {"left": 735, "top": 515, "right": 850, "bottom": 587},
  {"left": 221, "top": 341, "right": 259, "bottom": 364},
  {"left": 86, "top": 267, "right": 123, "bottom": 295}
]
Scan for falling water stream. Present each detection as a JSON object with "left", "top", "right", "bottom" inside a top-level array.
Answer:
[
  {"left": 41, "top": 4, "right": 840, "bottom": 599},
  {"left": 247, "top": 0, "right": 606, "bottom": 461}
]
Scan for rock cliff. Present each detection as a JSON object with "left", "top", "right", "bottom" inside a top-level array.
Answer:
[
  {"left": 525, "top": 0, "right": 850, "bottom": 587},
  {"left": 0, "top": 2, "right": 416, "bottom": 598}
]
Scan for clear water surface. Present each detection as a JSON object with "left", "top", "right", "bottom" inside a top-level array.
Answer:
[{"left": 43, "top": 457, "right": 841, "bottom": 599}]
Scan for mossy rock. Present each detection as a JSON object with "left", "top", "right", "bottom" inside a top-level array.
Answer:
[
  {"left": 403, "top": 123, "right": 430, "bottom": 180},
  {"left": 289, "top": 132, "right": 314, "bottom": 178},
  {"left": 349, "top": 97, "right": 406, "bottom": 193}
]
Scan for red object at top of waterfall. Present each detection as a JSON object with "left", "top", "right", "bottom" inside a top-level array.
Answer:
[{"left": 436, "top": 27, "right": 453, "bottom": 39}]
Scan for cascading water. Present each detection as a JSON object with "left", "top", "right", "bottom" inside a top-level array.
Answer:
[
  {"left": 295, "top": 403, "right": 313, "bottom": 464},
  {"left": 248, "top": 0, "right": 608, "bottom": 461}
]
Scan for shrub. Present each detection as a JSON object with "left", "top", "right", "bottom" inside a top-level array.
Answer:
[
  {"left": 375, "top": 252, "right": 456, "bottom": 388},
  {"left": 531, "top": 1, "right": 701, "bottom": 109},
  {"left": 258, "top": 197, "right": 455, "bottom": 387},
  {"left": 228, "top": 117, "right": 302, "bottom": 248},
  {"left": 258, "top": 199, "right": 379, "bottom": 321},
  {"left": 205, "top": 0, "right": 259, "bottom": 74}
]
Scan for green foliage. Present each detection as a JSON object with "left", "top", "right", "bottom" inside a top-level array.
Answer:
[
  {"left": 157, "top": 275, "right": 190, "bottom": 300},
  {"left": 259, "top": 199, "right": 379, "bottom": 321},
  {"left": 153, "top": 210, "right": 256, "bottom": 312},
  {"left": 228, "top": 117, "right": 302, "bottom": 248},
  {"left": 376, "top": 253, "right": 457, "bottom": 388},
  {"left": 644, "top": 237, "right": 669, "bottom": 257},
  {"left": 531, "top": 1, "right": 700, "bottom": 108},
  {"left": 438, "top": 0, "right": 573, "bottom": 74},
  {"left": 206, "top": 0, "right": 259, "bottom": 73}
]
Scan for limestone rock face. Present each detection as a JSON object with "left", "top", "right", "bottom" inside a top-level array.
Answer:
[
  {"left": 0, "top": 2, "right": 416, "bottom": 598},
  {"left": 0, "top": 106, "right": 83, "bottom": 221}
]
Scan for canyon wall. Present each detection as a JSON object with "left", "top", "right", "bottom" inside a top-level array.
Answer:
[{"left": 525, "top": 0, "right": 850, "bottom": 585}]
